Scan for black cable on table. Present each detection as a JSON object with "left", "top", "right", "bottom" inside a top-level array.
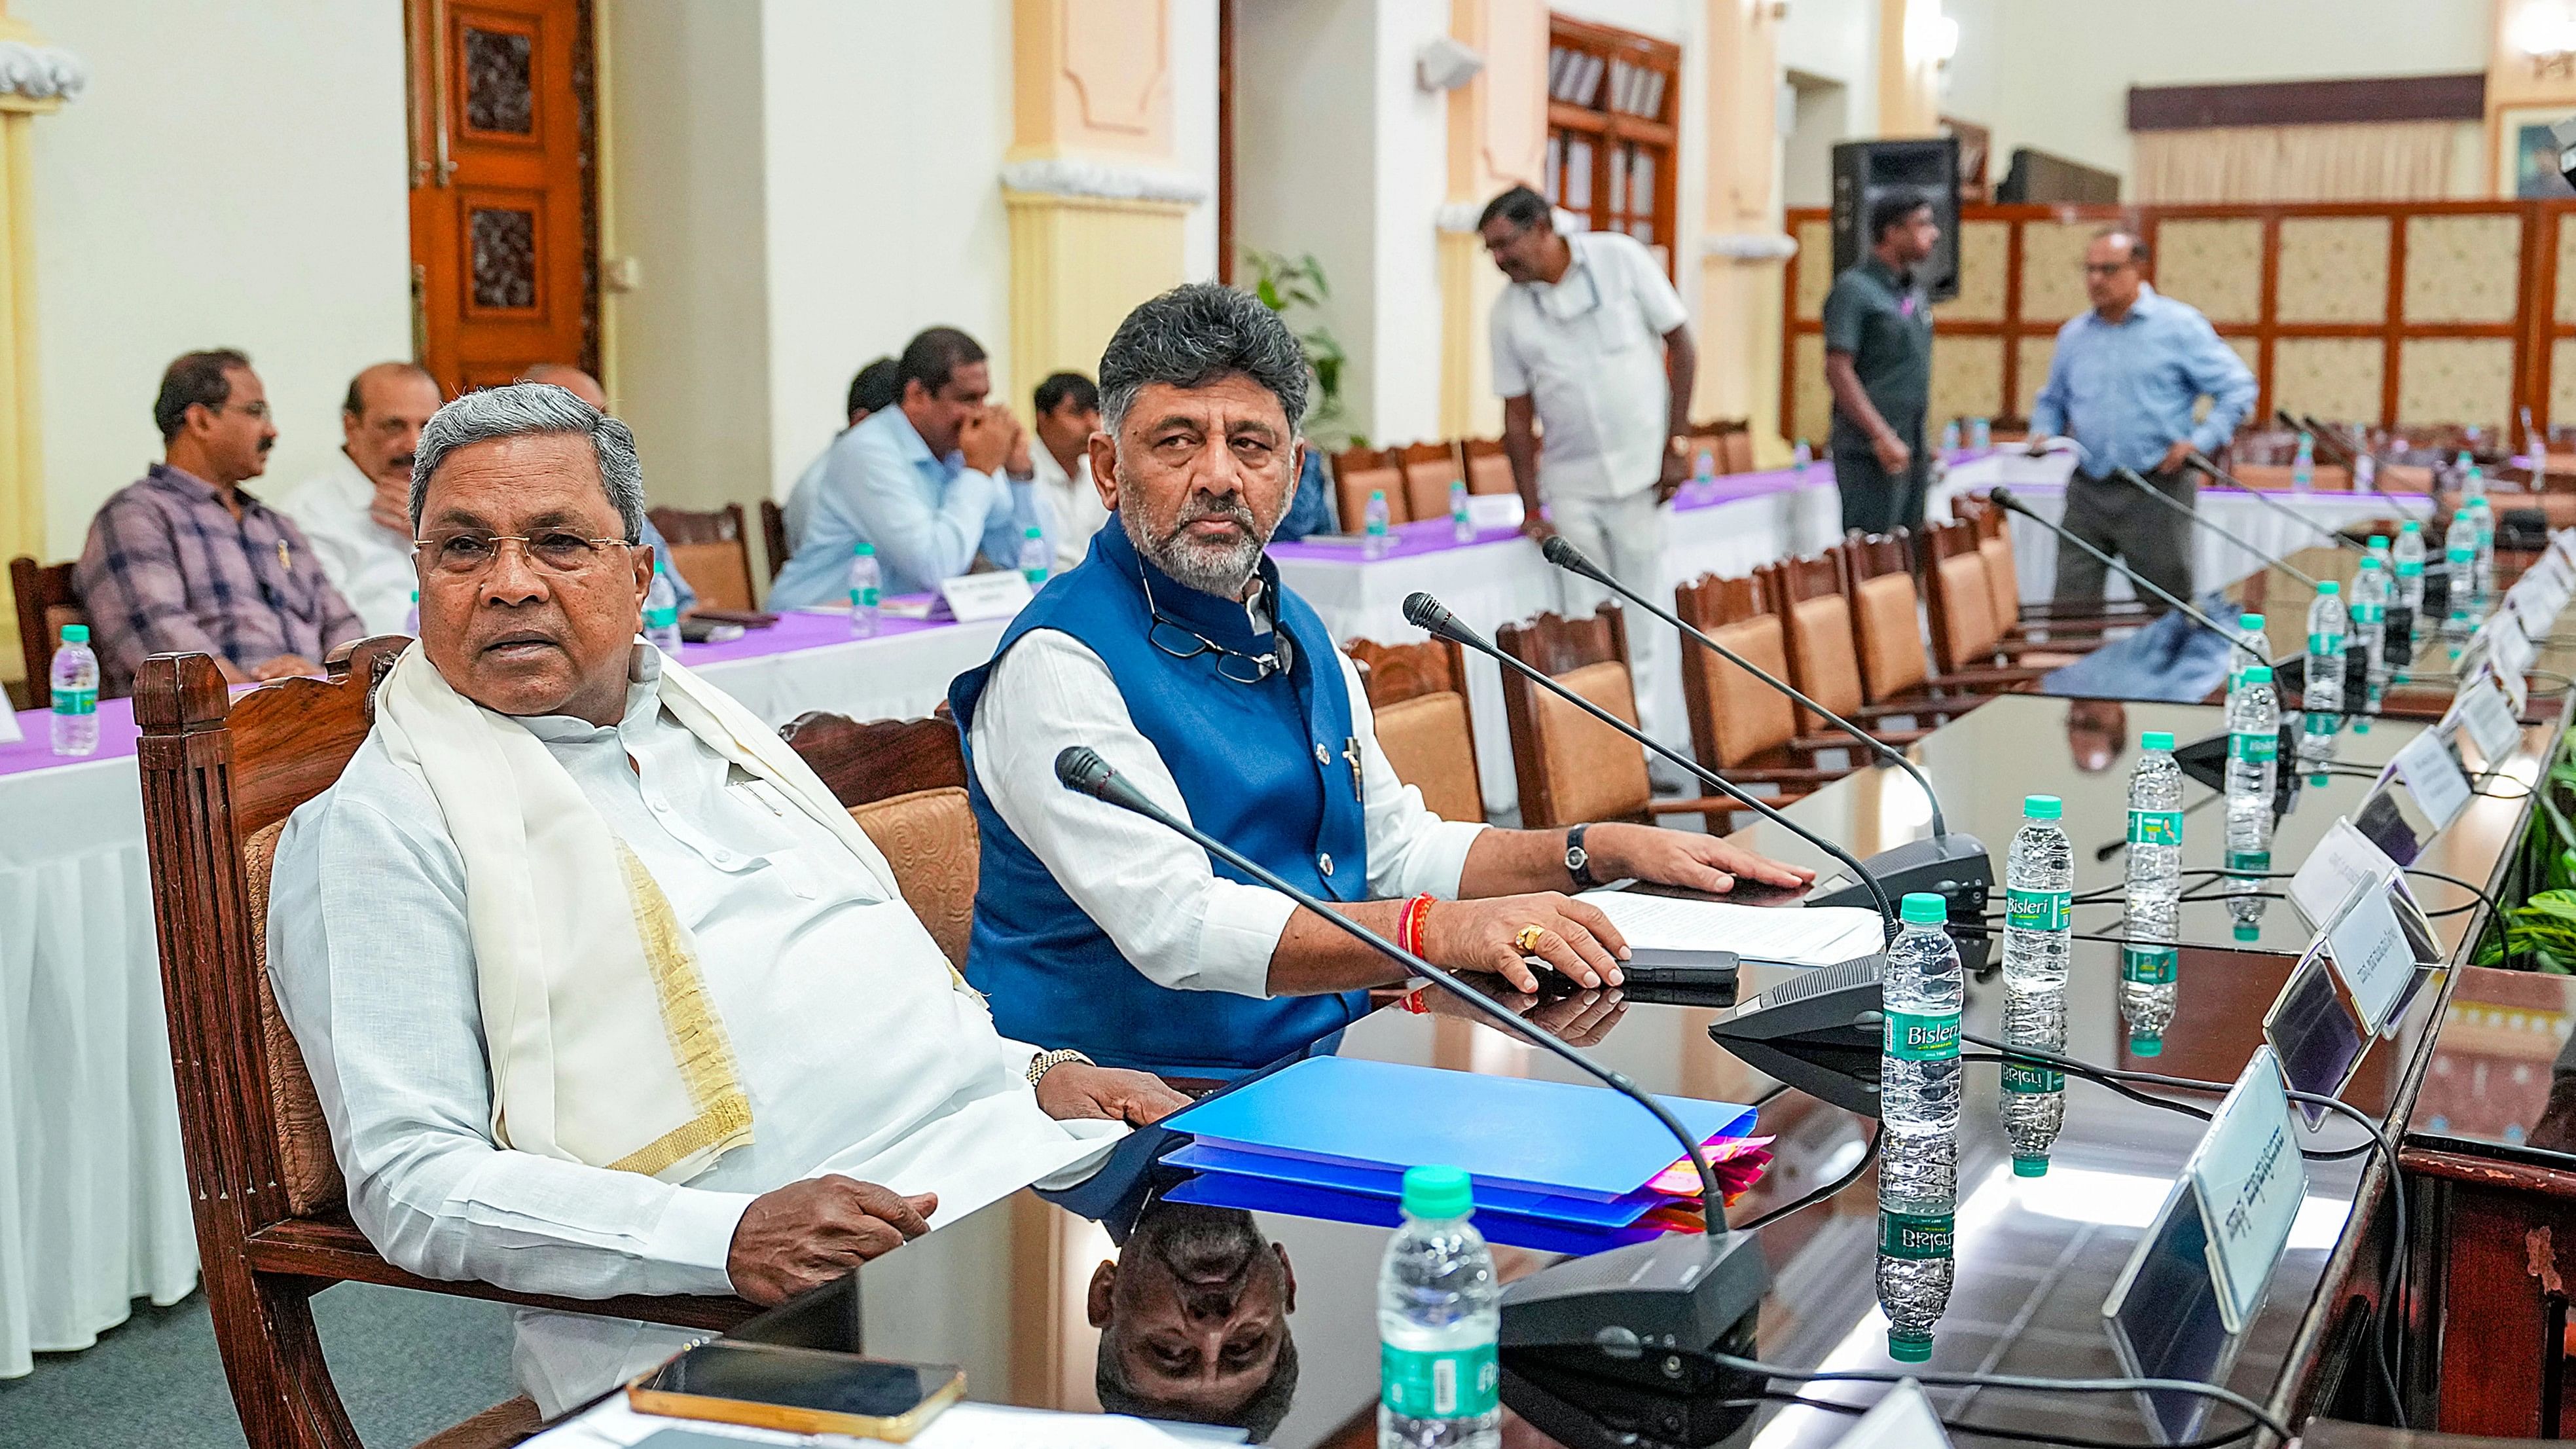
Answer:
[
  {"left": 1703, "top": 1353, "right": 2294, "bottom": 1446},
  {"left": 1730, "top": 1122, "right": 1880, "bottom": 1232}
]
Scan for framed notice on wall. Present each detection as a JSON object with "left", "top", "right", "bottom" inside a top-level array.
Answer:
[{"left": 2499, "top": 105, "right": 2576, "bottom": 198}]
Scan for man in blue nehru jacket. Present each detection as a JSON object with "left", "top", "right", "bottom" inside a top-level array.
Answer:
[{"left": 952, "top": 284, "right": 1813, "bottom": 1076}]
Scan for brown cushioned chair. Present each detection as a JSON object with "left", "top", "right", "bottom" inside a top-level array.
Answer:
[
  {"left": 1347, "top": 636, "right": 1485, "bottom": 824},
  {"left": 1394, "top": 441, "right": 1466, "bottom": 523},
  {"left": 1715, "top": 421, "right": 1755, "bottom": 475},
  {"left": 136, "top": 638, "right": 758, "bottom": 1449},
  {"left": 9, "top": 554, "right": 94, "bottom": 711},
  {"left": 1754, "top": 552, "right": 1949, "bottom": 741},
  {"left": 1920, "top": 519, "right": 2094, "bottom": 675},
  {"left": 1951, "top": 493, "right": 2146, "bottom": 633},
  {"left": 1332, "top": 446, "right": 1406, "bottom": 532},
  {"left": 758, "top": 498, "right": 791, "bottom": 583},
  {"left": 779, "top": 708, "right": 978, "bottom": 970},
  {"left": 1460, "top": 437, "right": 1520, "bottom": 496},
  {"left": 1494, "top": 603, "right": 1770, "bottom": 832},
  {"left": 1671, "top": 572, "right": 1864, "bottom": 802},
  {"left": 1834, "top": 530, "right": 2049, "bottom": 705},
  {"left": 647, "top": 503, "right": 758, "bottom": 612}
]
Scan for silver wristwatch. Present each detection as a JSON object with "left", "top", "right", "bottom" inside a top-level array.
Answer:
[{"left": 1027, "top": 1048, "right": 1093, "bottom": 1085}]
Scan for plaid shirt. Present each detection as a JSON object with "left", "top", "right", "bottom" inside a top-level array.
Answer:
[{"left": 74, "top": 464, "right": 365, "bottom": 690}]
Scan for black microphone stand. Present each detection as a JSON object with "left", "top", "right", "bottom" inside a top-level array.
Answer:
[
  {"left": 1534, "top": 536, "right": 1993, "bottom": 917},
  {"left": 2112, "top": 467, "right": 2325, "bottom": 591},
  {"left": 2183, "top": 450, "right": 2372, "bottom": 554},
  {"left": 1051, "top": 746, "right": 1772, "bottom": 1355}
]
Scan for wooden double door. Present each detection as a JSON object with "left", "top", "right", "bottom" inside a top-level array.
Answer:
[{"left": 406, "top": 0, "right": 595, "bottom": 395}]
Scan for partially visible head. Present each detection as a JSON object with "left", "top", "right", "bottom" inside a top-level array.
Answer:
[
  {"left": 2084, "top": 230, "right": 2150, "bottom": 315},
  {"left": 517, "top": 363, "right": 609, "bottom": 412},
  {"left": 1870, "top": 191, "right": 1939, "bottom": 267},
  {"left": 408, "top": 383, "right": 651, "bottom": 725},
  {"left": 846, "top": 356, "right": 900, "bottom": 426},
  {"left": 155, "top": 348, "right": 276, "bottom": 485},
  {"left": 1094, "top": 284, "right": 1308, "bottom": 599},
  {"left": 341, "top": 362, "right": 443, "bottom": 494},
  {"left": 896, "top": 327, "right": 991, "bottom": 457},
  {"left": 2065, "top": 698, "right": 2128, "bottom": 773},
  {"left": 1477, "top": 183, "right": 1567, "bottom": 284},
  {"left": 1089, "top": 1202, "right": 1298, "bottom": 1439},
  {"left": 1034, "top": 370, "right": 1102, "bottom": 464}
]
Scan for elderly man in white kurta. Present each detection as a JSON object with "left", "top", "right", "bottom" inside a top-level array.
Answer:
[{"left": 266, "top": 383, "right": 1184, "bottom": 1418}]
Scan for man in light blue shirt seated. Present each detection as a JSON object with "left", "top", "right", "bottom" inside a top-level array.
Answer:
[
  {"left": 782, "top": 356, "right": 899, "bottom": 559},
  {"left": 769, "top": 327, "right": 1042, "bottom": 606},
  {"left": 2025, "top": 229, "right": 2255, "bottom": 606}
]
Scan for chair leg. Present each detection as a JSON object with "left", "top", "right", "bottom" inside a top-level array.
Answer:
[{"left": 200, "top": 1261, "right": 368, "bottom": 1449}]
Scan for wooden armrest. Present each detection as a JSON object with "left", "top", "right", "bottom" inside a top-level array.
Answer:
[
  {"left": 1712, "top": 765, "right": 1853, "bottom": 785},
  {"left": 1650, "top": 791, "right": 1813, "bottom": 818},
  {"left": 1922, "top": 667, "right": 2054, "bottom": 689}
]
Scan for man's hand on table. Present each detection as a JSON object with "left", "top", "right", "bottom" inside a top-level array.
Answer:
[
  {"left": 1034, "top": 1061, "right": 1190, "bottom": 1126},
  {"left": 727, "top": 1175, "right": 937, "bottom": 1304},
  {"left": 1422, "top": 892, "right": 1627, "bottom": 994},
  {"left": 1584, "top": 822, "right": 1817, "bottom": 895}
]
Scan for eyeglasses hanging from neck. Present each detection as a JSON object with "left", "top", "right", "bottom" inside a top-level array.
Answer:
[{"left": 1140, "top": 564, "right": 1292, "bottom": 684}]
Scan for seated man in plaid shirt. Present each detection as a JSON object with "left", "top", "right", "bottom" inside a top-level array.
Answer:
[{"left": 74, "top": 349, "right": 365, "bottom": 692}]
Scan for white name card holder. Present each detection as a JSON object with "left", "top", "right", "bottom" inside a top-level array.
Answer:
[
  {"left": 936, "top": 570, "right": 1036, "bottom": 623},
  {"left": 0, "top": 706, "right": 22, "bottom": 745},
  {"left": 2319, "top": 876, "right": 2413, "bottom": 1035},
  {"left": 2387, "top": 726, "right": 2473, "bottom": 830},
  {"left": 2190, "top": 1046, "right": 2306, "bottom": 1334},
  {"left": 1465, "top": 493, "right": 1525, "bottom": 532},
  {"left": 2456, "top": 671, "right": 2525, "bottom": 770},
  {"left": 2289, "top": 818, "right": 2400, "bottom": 930}
]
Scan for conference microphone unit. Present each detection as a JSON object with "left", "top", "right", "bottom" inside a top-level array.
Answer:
[
  {"left": 1534, "top": 534, "right": 1993, "bottom": 919},
  {"left": 2113, "top": 467, "right": 2325, "bottom": 593},
  {"left": 1050, "top": 745, "right": 1771, "bottom": 1357},
  {"left": 2182, "top": 450, "right": 2369, "bottom": 555},
  {"left": 1987, "top": 487, "right": 2273, "bottom": 672},
  {"left": 1400, "top": 591, "right": 1901, "bottom": 938}
]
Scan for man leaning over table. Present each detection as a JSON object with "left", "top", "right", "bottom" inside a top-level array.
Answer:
[
  {"left": 264, "top": 382, "right": 1185, "bottom": 1418},
  {"left": 952, "top": 282, "right": 1812, "bottom": 1078}
]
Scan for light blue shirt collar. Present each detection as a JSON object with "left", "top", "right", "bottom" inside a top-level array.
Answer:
[{"left": 878, "top": 404, "right": 966, "bottom": 482}]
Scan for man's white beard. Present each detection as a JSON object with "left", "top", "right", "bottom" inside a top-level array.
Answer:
[{"left": 1122, "top": 492, "right": 1272, "bottom": 599}]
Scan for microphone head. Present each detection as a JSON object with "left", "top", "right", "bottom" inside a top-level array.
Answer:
[
  {"left": 1053, "top": 744, "right": 1115, "bottom": 798},
  {"left": 1403, "top": 591, "right": 1461, "bottom": 639},
  {"left": 1987, "top": 485, "right": 2020, "bottom": 511},
  {"left": 1538, "top": 534, "right": 1603, "bottom": 579}
]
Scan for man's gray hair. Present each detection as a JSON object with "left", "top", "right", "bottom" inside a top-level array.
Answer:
[
  {"left": 409, "top": 382, "right": 646, "bottom": 541},
  {"left": 1098, "top": 282, "right": 1309, "bottom": 435}
]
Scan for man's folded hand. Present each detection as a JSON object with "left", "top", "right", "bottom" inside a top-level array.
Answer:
[
  {"left": 726, "top": 1175, "right": 938, "bottom": 1304},
  {"left": 1035, "top": 1061, "right": 1190, "bottom": 1126}
]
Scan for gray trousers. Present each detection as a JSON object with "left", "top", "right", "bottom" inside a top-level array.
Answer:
[{"left": 2053, "top": 469, "right": 2196, "bottom": 605}]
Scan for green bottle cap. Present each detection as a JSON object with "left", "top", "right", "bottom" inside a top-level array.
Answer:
[
  {"left": 1889, "top": 1330, "right": 1933, "bottom": 1363},
  {"left": 2023, "top": 794, "right": 2062, "bottom": 820},
  {"left": 2359, "top": 557, "right": 2381, "bottom": 570},
  {"left": 2130, "top": 1035, "right": 2164, "bottom": 1058},
  {"left": 2402, "top": 519, "right": 2422, "bottom": 532},
  {"left": 2240, "top": 613, "right": 2264, "bottom": 629},
  {"left": 2317, "top": 580, "right": 2338, "bottom": 594},
  {"left": 2014, "top": 1155, "right": 2050, "bottom": 1178},
  {"left": 852, "top": 541, "right": 875, "bottom": 557},
  {"left": 1025, "top": 526, "right": 1042, "bottom": 540},
  {"left": 2142, "top": 730, "right": 2175, "bottom": 750},
  {"left": 60, "top": 623, "right": 88, "bottom": 643},
  {"left": 2243, "top": 665, "right": 2272, "bottom": 684},
  {"left": 2369, "top": 536, "right": 2391, "bottom": 549},
  {"left": 1401, "top": 1164, "right": 1474, "bottom": 1220},
  {"left": 2235, "top": 922, "right": 2260, "bottom": 943},
  {"left": 1900, "top": 892, "right": 1948, "bottom": 925}
]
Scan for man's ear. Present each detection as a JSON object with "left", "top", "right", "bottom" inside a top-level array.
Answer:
[
  {"left": 632, "top": 541, "right": 657, "bottom": 605},
  {"left": 1086, "top": 1260, "right": 1118, "bottom": 1328},
  {"left": 1272, "top": 1245, "right": 1296, "bottom": 1314},
  {"left": 1087, "top": 431, "right": 1119, "bottom": 509}
]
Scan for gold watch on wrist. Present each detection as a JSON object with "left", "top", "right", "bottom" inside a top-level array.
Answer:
[{"left": 1026, "top": 1048, "right": 1093, "bottom": 1086}]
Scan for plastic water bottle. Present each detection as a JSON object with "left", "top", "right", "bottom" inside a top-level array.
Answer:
[
  {"left": 2291, "top": 432, "right": 2315, "bottom": 492},
  {"left": 1793, "top": 440, "right": 1813, "bottom": 476},
  {"left": 2461, "top": 456, "right": 2487, "bottom": 504},
  {"left": 403, "top": 589, "right": 420, "bottom": 636},
  {"left": 48, "top": 623, "right": 98, "bottom": 757},
  {"left": 2300, "top": 581, "right": 2345, "bottom": 775},
  {"left": 2470, "top": 498, "right": 2497, "bottom": 602},
  {"left": 2001, "top": 796, "right": 2070, "bottom": 1179},
  {"left": 1971, "top": 417, "right": 1992, "bottom": 452},
  {"left": 2442, "top": 540, "right": 2478, "bottom": 653},
  {"left": 1018, "top": 526, "right": 1049, "bottom": 587},
  {"left": 1878, "top": 892, "right": 1961, "bottom": 1363},
  {"left": 2125, "top": 729, "right": 2185, "bottom": 942},
  {"left": 2394, "top": 521, "right": 2427, "bottom": 617},
  {"left": 644, "top": 562, "right": 683, "bottom": 655},
  {"left": 1449, "top": 479, "right": 1474, "bottom": 543},
  {"left": 2224, "top": 665, "right": 2280, "bottom": 941},
  {"left": 2351, "top": 555, "right": 2390, "bottom": 686},
  {"left": 1379, "top": 1165, "right": 1500, "bottom": 1449},
  {"left": 2226, "top": 613, "right": 2266, "bottom": 713},
  {"left": 848, "top": 541, "right": 882, "bottom": 638},
  {"left": 1941, "top": 420, "right": 1961, "bottom": 456},
  {"left": 2120, "top": 934, "right": 2179, "bottom": 1059},
  {"left": 1364, "top": 488, "right": 1392, "bottom": 560},
  {"left": 2355, "top": 452, "right": 2377, "bottom": 492},
  {"left": 2001, "top": 980, "right": 2066, "bottom": 1178}
]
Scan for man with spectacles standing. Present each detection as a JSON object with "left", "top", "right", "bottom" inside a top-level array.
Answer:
[
  {"left": 2024, "top": 229, "right": 2256, "bottom": 606},
  {"left": 74, "top": 349, "right": 363, "bottom": 691},
  {"left": 952, "top": 284, "right": 1808, "bottom": 1077}
]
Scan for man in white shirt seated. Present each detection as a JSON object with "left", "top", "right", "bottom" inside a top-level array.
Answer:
[
  {"left": 278, "top": 361, "right": 443, "bottom": 636},
  {"left": 266, "top": 382, "right": 1184, "bottom": 1417},
  {"left": 1032, "top": 370, "right": 1108, "bottom": 570},
  {"left": 951, "top": 284, "right": 1811, "bottom": 1076},
  {"left": 783, "top": 356, "right": 899, "bottom": 558}
]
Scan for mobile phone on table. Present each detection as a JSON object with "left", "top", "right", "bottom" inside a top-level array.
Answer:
[{"left": 626, "top": 1340, "right": 964, "bottom": 1441}]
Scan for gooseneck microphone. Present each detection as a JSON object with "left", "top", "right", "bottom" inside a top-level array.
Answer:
[
  {"left": 1401, "top": 591, "right": 1900, "bottom": 937},
  {"left": 2183, "top": 450, "right": 2372, "bottom": 554},
  {"left": 2112, "top": 467, "right": 2324, "bottom": 591},
  {"left": 1053, "top": 745, "right": 1771, "bottom": 1353},
  {"left": 2302, "top": 414, "right": 2437, "bottom": 513},
  {"left": 1988, "top": 486, "right": 2274, "bottom": 670},
  {"left": 1535, "top": 536, "right": 1993, "bottom": 916}
]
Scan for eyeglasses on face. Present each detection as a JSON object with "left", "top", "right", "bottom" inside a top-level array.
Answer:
[
  {"left": 2082, "top": 261, "right": 2136, "bottom": 277},
  {"left": 412, "top": 529, "right": 634, "bottom": 577},
  {"left": 215, "top": 400, "right": 272, "bottom": 420}
]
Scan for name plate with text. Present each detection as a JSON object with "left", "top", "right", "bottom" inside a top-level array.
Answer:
[
  {"left": 2322, "top": 878, "right": 2412, "bottom": 1035},
  {"left": 2387, "top": 727, "right": 2473, "bottom": 830},
  {"left": 2289, "top": 818, "right": 2399, "bottom": 930},
  {"left": 937, "top": 570, "right": 1036, "bottom": 623},
  {"left": 2458, "top": 672, "right": 2525, "bottom": 767},
  {"left": 2186, "top": 1046, "right": 2306, "bottom": 1334},
  {"left": 1466, "top": 493, "right": 1525, "bottom": 531}
]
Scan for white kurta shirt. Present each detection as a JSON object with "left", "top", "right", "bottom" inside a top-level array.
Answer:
[
  {"left": 1034, "top": 443, "right": 1109, "bottom": 570},
  {"left": 277, "top": 450, "right": 418, "bottom": 636},
  {"left": 267, "top": 648, "right": 1117, "bottom": 1416},
  {"left": 1487, "top": 230, "right": 1690, "bottom": 502}
]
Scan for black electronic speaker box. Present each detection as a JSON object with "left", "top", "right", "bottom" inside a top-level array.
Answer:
[{"left": 1830, "top": 136, "right": 1961, "bottom": 303}]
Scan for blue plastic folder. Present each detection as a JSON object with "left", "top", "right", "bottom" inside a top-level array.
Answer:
[
  {"left": 1163, "top": 1142, "right": 1663, "bottom": 1227},
  {"left": 1163, "top": 1171, "right": 1662, "bottom": 1258},
  {"left": 1165, "top": 1057, "right": 1757, "bottom": 1203}
]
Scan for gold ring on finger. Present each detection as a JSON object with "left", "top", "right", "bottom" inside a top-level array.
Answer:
[{"left": 1514, "top": 925, "right": 1549, "bottom": 954}]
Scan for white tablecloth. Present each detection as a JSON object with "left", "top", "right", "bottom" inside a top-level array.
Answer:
[
  {"left": 1275, "top": 476, "right": 1843, "bottom": 816},
  {"left": 0, "top": 617, "right": 1007, "bottom": 1380}
]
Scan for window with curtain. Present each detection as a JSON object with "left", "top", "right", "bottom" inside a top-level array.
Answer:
[{"left": 1543, "top": 15, "right": 1680, "bottom": 278}]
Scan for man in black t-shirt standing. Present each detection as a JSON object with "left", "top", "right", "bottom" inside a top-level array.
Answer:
[{"left": 1822, "top": 192, "right": 1940, "bottom": 536}]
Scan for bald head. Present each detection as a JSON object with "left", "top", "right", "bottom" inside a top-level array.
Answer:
[
  {"left": 341, "top": 361, "right": 443, "bottom": 496},
  {"left": 518, "top": 363, "right": 608, "bottom": 411}
]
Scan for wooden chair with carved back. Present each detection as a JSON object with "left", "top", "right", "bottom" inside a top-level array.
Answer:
[
  {"left": 1835, "top": 530, "right": 2050, "bottom": 706},
  {"left": 1755, "top": 552, "right": 1949, "bottom": 741},
  {"left": 1493, "top": 603, "right": 1773, "bottom": 832},
  {"left": 1459, "top": 437, "right": 1520, "bottom": 496},
  {"left": 135, "top": 638, "right": 757, "bottom": 1449},
  {"left": 1669, "top": 572, "right": 1864, "bottom": 805},
  {"left": 1345, "top": 636, "right": 1486, "bottom": 824},
  {"left": 779, "top": 708, "right": 979, "bottom": 970},
  {"left": 1919, "top": 519, "right": 2098, "bottom": 676},
  {"left": 758, "top": 499, "right": 791, "bottom": 583},
  {"left": 1332, "top": 446, "right": 1406, "bottom": 532},
  {"left": 10, "top": 555, "right": 94, "bottom": 711},
  {"left": 1951, "top": 492, "right": 2147, "bottom": 631},
  {"left": 647, "top": 504, "right": 759, "bottom": 612},
  {"left": 1394, "top": 441, "right": 1466, "bottom": 523}
]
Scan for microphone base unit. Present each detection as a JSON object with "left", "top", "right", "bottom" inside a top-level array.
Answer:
[
  {"left": 1498, "top": 1224, "right": 1771, "bottom": 1362},
  {"left": 1705, "top": 954, "right": 1887, "bottom": 1119},
  {"left": 1805, "top": 833, "right": 1993, "bottom": 922}
]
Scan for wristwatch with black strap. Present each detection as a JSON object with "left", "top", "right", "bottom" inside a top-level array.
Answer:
[{"left": 1564, "top": 823, "right": 1599, "bottom": 891}]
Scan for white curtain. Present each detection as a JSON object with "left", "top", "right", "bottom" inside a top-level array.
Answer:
[{"left": 2133, "top": 120, "right": 2471, "bottom": 204}]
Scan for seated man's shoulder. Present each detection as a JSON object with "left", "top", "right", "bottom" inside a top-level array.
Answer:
[
  {"left": 275, "top": 731, "right": 462, "bottom": 889},
  {"left": 275, "top": 466, "right": 363, "bottom": 523}
]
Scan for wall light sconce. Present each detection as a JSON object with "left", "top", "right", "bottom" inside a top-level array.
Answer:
[{"left": 2513, "top": 0, "right": 2576, "bottom": 81}]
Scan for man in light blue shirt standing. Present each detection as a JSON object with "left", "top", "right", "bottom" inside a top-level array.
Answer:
[
  {"left": 770, "top": 327, "right": 1041, "bottom": 606},
  {"left": 2026, "top": 229, "right": 2255, "bottom": 606}
]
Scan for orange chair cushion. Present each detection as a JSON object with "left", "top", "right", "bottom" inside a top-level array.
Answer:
[
  {"left": 245, "top": 820, "right": 347, "bottom": 1217},
  {"left": 1787, "top": 595, "right": 1865, "bottom": 723},
  {"left": 1402, "top": 458, "right": 1460, "bottom": 522},
  {"left": 1936, "top": 553, "right": 2000, "bottom": 664},
  {"left": 1719, "top": 431, "right": 1755, "bottom": 474},
  {"left": 1372, "top": 691, "right": 1485, "bottom": 824},
  {"left": 1978, "top": 536, "right": 2018, "bottom": 629},
  {"left": 666, "top": 539, "right": 756, "bottom": 614},
  {"left": 848, "top": 788, "right": 979, "bottom": 972},
  {"left": 1336, "top": 464, "right": 1407, "bottom": 531},
  {"left": 1853, "top": 574, "right": 1929, "bottom": 698},
  {"left": 1698, "top": 618, "right": 1798, "bottom": 765},
  {"left": 1533, "top": 661, "right": 1652, "bottom": 826},
  {"left": 1465, "top": 451, "right": 1515, "bottom": 496}
]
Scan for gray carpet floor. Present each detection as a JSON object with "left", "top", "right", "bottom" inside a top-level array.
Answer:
[{"left": 0, "top": 1285, "right": 519, "bottom": 1448}]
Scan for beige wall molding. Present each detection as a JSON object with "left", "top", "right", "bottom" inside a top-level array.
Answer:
[
  {"left": 999, "top": 156, "right": 1205, "bottom": 205},
  {"left": 1015, "top": 0, "right": 1170, "bottom": 160},
  {"left": 0, "top": 41, "right": 83, "bottom": 105}
]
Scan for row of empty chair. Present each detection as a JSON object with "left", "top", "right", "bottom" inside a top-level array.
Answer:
[{"left": 1327, "top": 418, "right": 1757, "bottom": 534}]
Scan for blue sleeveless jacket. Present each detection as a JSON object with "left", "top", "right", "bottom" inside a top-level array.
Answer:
[{"left": 949, "top": 522, "right": 1370, "bottom": 1074}]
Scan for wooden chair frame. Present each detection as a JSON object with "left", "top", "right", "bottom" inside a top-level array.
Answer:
[
  {"left": 1919, "top": 519, "right": 2105, "bottom": 673},
  {"left": 1330, "top": 445, "right": 1404, "bottom": 532},
  {"left": 1393, "top": 441, "right": 1465, "bottom": 523},
  {"left": 1834, "top": 530, "right": 2052, "bottom": 699},
  {"left": 9, "top": 553, "right": 90, "bottom": 712},
  {"left": 137, "top": 639, "right": 755, "bottom": 1449},
  {"left": 1459, "top": 437, "right": 1521, "bottom": 496},
  {"left": 1670, "top": 571, "right": 1860, "bottom": 803},
  {"left": 1756, "top": 553, "right": 1953, "bottom": 737},
  {"left": 1950, "top": 493, "right": 2150, "bottom": 629},
  {"left": 1346, "top": 635, "right": 1486, "bottom": 821},
  {"left": 781, "top": 709, "right": 964, "bottom": 805},
  {"left": 647, "top": 503, "right": 759, "bottom": 613},
  {"left": 758, "top": 498, "right": 791, "bottom": 583}
]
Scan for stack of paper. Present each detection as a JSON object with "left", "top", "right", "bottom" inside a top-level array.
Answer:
[
  {"left": 1160, "top": 1057, "right": 1761, "bottom": 1254},
  {"left": 1575, "top": 891, "right": 1885, "bottom": 968}
]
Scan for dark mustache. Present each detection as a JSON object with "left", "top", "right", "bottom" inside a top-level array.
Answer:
[{"left": 391, "top": 453, "right": 416, "bottom": 471}]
